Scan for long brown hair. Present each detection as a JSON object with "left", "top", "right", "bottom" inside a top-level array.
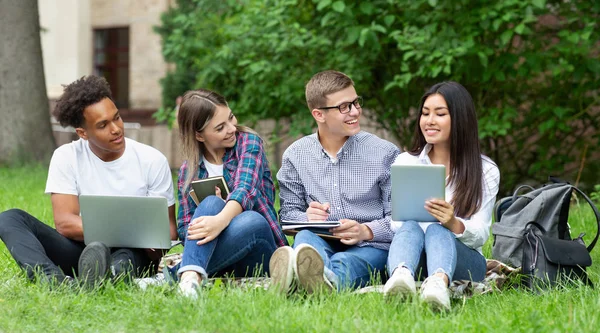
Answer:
[
  {"left": 177, "top": 89, "right": 258, "bottom": 190},
  {"left": 409, "top": 81, "right": 483, "bottom": 218}
]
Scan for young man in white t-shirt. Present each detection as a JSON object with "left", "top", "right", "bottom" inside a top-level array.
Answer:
[{"left": 0, "top": 76, "right": 177, "bottom": 286}]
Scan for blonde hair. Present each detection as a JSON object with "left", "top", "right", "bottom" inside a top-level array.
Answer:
[
  {"left": 305, "top": 70, "right": 354, "bottom": 110},
  {"left": 177, "top": 89, "right": 258, "bottom": 190}
]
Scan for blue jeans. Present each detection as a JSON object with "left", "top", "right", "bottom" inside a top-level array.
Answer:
[
  {"left": 177, "top": 196, "right": 278, "bottom": 280},
  {"left": 293, "top": 230, "right": 388, "bottom": 291},
  {"left": 387, "top": 221, "right": 486, "bottom": 282}
]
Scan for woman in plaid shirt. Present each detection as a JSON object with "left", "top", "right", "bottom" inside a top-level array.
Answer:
[{"left": 175, "top": 89, "right": 287, "bottom": 298}]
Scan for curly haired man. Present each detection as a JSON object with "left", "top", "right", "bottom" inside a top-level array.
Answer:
[{"left": 0, "top": 75, "right": 177, "bottom": 287}]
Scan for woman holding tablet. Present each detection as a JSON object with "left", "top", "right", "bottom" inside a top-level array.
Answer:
[
  {"left": 175, "top": 89, "right": 287, "bottom": 298},
  {"left": 384, "top": 81, "right": 500, "bottom": 310}
]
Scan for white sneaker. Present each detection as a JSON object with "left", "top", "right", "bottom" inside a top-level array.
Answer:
[
  {"left": 135, "top": 273, "right": 166, "bottom": 290},
  {"left": 295, "top": 244, "right": 334, "bottom": 294},
  {"left": 178, "top": 274, "right": 200, "bottom": 299},
  {"left": 269, "top": 246, "right": 296, "bottom": 294},
  {"left": 383, "top": 267, "right": 416, "bottom": 297},
  {"left": 420, "top": 275, "right": 451, "bottom": 310}
]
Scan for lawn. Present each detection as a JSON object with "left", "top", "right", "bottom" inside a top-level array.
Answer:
[{"left": 1, "top": 165, "right": 600, "bottom": 332}]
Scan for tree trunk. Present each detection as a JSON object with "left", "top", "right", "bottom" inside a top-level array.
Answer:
[{"left": 0, "top": 0, "right": 56, "bottom": 165}]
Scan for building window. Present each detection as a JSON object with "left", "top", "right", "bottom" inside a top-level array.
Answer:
[{"left": 94, "top": 27, "right": 129, "bottom": 108}]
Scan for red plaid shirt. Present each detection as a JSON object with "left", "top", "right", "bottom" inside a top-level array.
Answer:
[{"left": 177, "top": 131, "right": 287, "bottom": 246}]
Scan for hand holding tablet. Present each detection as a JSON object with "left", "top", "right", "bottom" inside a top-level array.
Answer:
[{"left": 391, "top": 164, "right": 446, "bottom": 222}]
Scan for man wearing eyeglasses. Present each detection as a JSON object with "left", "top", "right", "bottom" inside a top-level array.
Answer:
[{"left": 271, "top": 70, "right": 400, "bottom": 294}]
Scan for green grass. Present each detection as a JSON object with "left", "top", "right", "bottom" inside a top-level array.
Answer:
[{"left": 1, "top": 165, "right": 600, "bottom": 332}]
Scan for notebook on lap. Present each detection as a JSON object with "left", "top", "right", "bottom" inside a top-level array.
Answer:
[
  {"left": 391, "top": 164, "right": 446, "bottom": 222},
  {"left": 79, "top": 195, "right": 173, "bottom": 249}
]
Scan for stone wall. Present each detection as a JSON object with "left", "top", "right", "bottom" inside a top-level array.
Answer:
[{"left": 52, "top": 112, "right": 402, "bottom": 171}]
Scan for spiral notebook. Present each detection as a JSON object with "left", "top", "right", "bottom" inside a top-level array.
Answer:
[
  {"left": 281, "top": 220, "right": 342, "bottom": 240},
  {"left": 280, "top": 220, "right": 341, "bottom": 230}
]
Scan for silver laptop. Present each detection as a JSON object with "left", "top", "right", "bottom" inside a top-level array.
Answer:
[
  {"left": 391, "top": 164, "right": 446, "bottom": 222},
  {"left": 79, "top": 195, "right": 172, "bottom": 249}
]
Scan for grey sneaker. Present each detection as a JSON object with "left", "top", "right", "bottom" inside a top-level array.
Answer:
[
  {"left": 420, "top": 275, "right": 451, "bottom": 311},
  {"left": 295, "top": 244, "right": 334, "bottom": 294},
  {"left": 269, "top": 246, "right": 296, "bottom": 294},
  {"left": 78, "top": 242, "right": 111, "bottom": 288},
  {"left": 383, "top": 266, "right": 416, "bottom": 297}
]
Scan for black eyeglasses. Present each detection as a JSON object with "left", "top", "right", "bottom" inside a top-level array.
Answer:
[{"left": 318, "top": 96, "right": 363, "bottom": 114}]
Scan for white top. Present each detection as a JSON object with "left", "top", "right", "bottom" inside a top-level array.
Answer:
[
  {"left": 391, "top": 144, "right": 500, "bottom": 254},
  {"left": 45, "top": 138, "right": 175, "bottom": 206},
  {"left": 202, "top": 156, "right": 224, "bottom": 178}
]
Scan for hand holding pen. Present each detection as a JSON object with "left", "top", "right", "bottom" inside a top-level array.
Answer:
[{"left": 307, "top": 194, "right": 330, "bottom": 221}]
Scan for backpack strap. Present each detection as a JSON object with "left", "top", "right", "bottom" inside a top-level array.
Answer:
[
  {"left": 511, "top": 184, "right": 535, "bottom": 203},
  {"left": 571, "top": 186, "right": 600, "bottom": 252}
]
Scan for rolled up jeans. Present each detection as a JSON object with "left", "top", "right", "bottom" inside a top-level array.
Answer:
[{"left": 177, "top": 196, "right": 278, "bottom": 281}]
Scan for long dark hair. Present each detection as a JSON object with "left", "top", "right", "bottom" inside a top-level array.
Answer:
[{"left": 409, "top": 81, "right": 483, "bottom": 218}]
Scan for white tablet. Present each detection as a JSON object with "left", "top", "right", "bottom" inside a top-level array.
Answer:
[{"left": 391, "top": 164, "right": 446, "bottom": 222}]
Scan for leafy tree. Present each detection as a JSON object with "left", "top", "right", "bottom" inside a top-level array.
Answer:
[{"left": 155, "top": 0, "right": 600, "bottom": 194}]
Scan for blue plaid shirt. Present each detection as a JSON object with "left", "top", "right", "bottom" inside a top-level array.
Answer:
[
  {"left": 277, "top": 131, "right": 400, "bottom": 250},
  {"left": 177, "top": 131, "right": 288, "bottom": 246}
]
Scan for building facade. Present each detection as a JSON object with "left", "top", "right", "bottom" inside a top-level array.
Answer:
[
  {"left": 38, "top": 0, "right": 400, "bottom": 170},
  {"left": 40, "top": 0, "right": 181, "bottom": 166}
]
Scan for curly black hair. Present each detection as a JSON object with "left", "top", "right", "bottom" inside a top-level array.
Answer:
[{"left": 53, "top": 75, "right": 113, "bottom": 128}]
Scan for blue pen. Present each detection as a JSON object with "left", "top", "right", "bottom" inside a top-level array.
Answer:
[{"left": 308, "top": 194, "right": 330, "bottom": 214}]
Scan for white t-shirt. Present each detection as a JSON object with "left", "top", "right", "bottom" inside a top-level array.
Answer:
[
  {"left": 202, "top": 156, "right": 224, "bottom": 178},
  {"left": 45, "top": 138, "right": 175, "bottom": 206}
]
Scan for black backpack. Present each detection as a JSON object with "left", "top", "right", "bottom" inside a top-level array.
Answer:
[{"left": 491, "top": 180, "right": 600, "bottom": 268}]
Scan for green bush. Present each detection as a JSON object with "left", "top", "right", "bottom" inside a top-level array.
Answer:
[
  {"left": 155, "top": 0, "right": 600, "bottom": 194},
  {"left": 591, "top": 185, "right": 600, "bottom": 205}
]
